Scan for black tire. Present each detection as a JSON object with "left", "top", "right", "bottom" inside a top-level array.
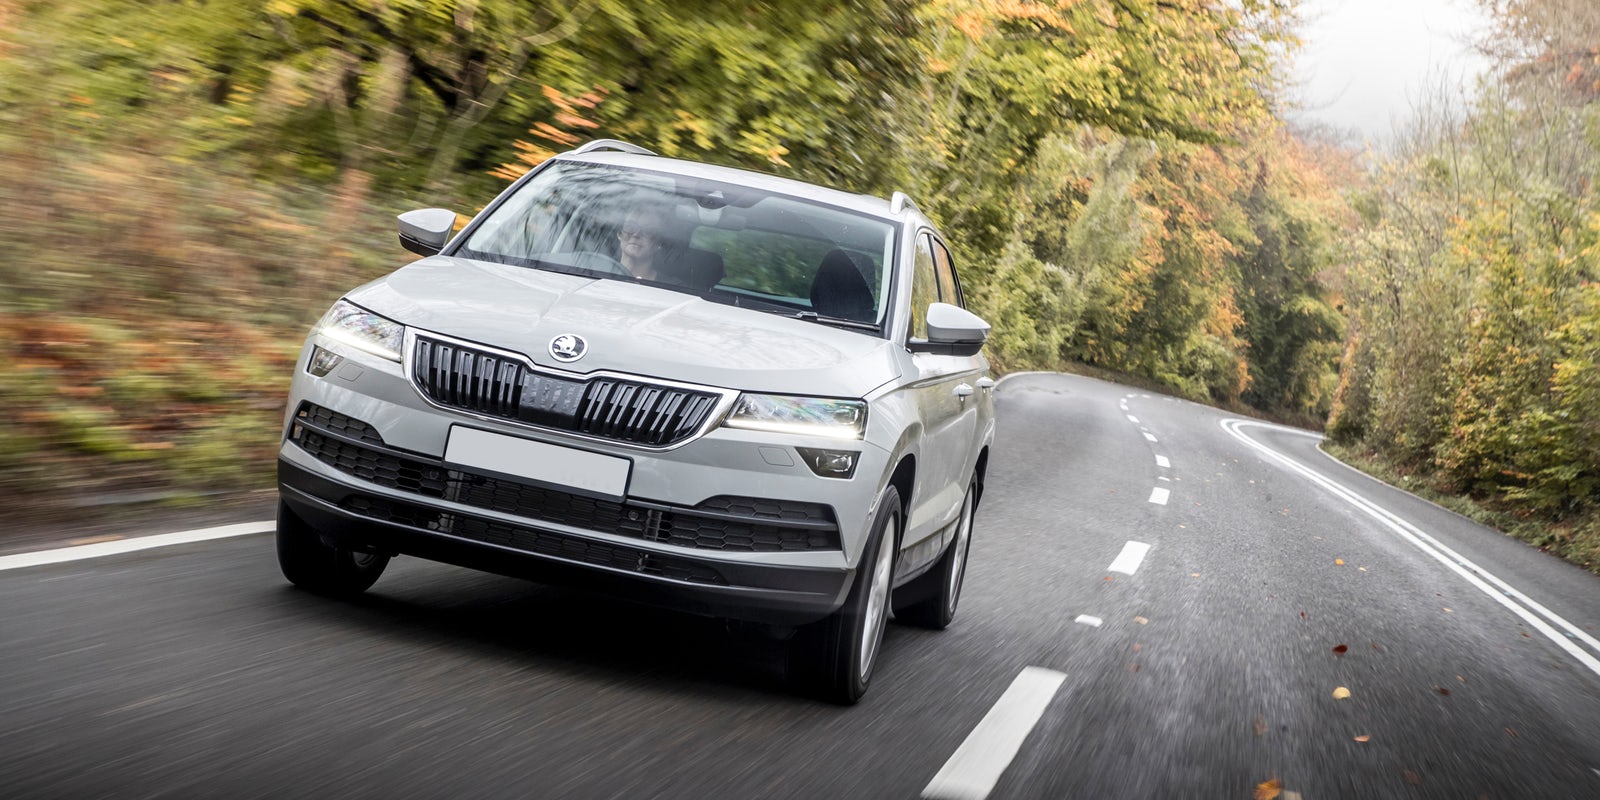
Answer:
[
  {"left": 276, "top": 501, "right": 389, "bottom": 596},
  {"left": 894, "top": 475, "right": 976, "bottom": 630},
  {"left": 791, "top": 485, "right": 901, "bottom": 705}
]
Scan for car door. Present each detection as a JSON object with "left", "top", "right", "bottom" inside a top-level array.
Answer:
[{"left": 902, "top": 230, "right": 985, "bottom": 557}]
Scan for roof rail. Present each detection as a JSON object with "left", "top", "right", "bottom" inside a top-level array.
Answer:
[
  {"left": 569, "top": 138, "right": 657, "bottom": 156},
  {"left": 889, "top": 191, "right": 920, "bottom": 215}
]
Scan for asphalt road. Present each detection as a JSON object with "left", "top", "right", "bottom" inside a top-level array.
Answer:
[{"left": 3, "top": 372, "right": 1597, "bottom": 799}]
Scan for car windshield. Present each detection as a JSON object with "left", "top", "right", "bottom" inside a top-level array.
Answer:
[{"left": 457, "top": 161, "right": 898, "bottom": 332}]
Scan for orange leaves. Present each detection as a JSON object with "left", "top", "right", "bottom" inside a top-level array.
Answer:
[
  {"left": 952, "top": 11, "right": 987, "bottom": 40},
  {"left": 493, "top": 85, "right": 610, "bottom": 181},
  {"left": 1331, "top": 644, "right": 1348, "bottom": 655},
  {"left": 948, "top": 1, "right": 1074, "bottom": 41},
  {"left": 1253, "top": 777, "right": 1282, "bottom": 800}
]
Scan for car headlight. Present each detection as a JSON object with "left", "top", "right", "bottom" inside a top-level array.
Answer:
[
  {"left": 316, "top": 299, "right": 404, "bottom": 362},
  {"left": 722, "top": 394, "right": 867, "bottom": 440}
]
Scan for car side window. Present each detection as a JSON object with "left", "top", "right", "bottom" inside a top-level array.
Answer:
[
  {"left": 930, "top": 237, "right": 963, "bottom": 308},
  {"left": 909, "top": 232, "right": 939, "bottom": 340}
]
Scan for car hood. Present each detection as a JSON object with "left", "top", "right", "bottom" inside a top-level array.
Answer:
[{"left": 347, "top": 256, "right": 901, "bottom": 396}]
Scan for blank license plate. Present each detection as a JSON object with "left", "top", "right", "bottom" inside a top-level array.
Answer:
[{"left": 444, "top": 426, "right": 630, "bottom": 500}]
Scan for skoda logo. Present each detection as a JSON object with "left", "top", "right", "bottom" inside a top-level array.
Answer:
[{"left": 549, "top": 334, "right": 587, "bottom": 363}]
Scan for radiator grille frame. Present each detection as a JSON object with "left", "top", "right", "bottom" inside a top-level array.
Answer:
[{"left": 407, "top": 331, "right": 736, "bottom": 450}]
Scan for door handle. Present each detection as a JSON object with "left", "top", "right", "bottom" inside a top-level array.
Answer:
[
  {"left": 976, "top": 377, "right": 995, "bottom": 390},
  {"left": 954, "top": 384, "right": 975, "bottom": 398}
]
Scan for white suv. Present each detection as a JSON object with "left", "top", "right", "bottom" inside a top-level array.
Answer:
[{"left": 276, "top": 140, "right": 995, "bottom": 703}]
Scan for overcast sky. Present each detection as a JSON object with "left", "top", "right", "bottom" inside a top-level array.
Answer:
[{"left": 1290, "top": 0, "right": 1493, "bottom": 142}]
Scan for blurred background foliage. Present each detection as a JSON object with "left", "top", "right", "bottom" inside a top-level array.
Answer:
[{"left": 0, "top": 0, "right": 1593, "bottom": 568}]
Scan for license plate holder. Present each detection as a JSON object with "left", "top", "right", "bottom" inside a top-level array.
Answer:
[{"left": 444, "top": 426, "right": 630, "bottom": 501}]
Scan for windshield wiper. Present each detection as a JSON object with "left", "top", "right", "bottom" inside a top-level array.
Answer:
[
  {"left": 782, "top": 310, "right": 881, "bottom": 332},
  {"left": 700, "top": 290, "right": 880, "bottom": 331}
]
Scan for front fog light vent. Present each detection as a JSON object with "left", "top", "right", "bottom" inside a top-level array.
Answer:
[
  {"left": 308, "top": 346, "right": 343, "bottom": 377},
  {"left": 796, "top": 447, "right": 858, "bottom": 479}
]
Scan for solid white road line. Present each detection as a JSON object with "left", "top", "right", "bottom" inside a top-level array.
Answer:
[
  {"left": 993, "top": 371, "right": 1057, "bottom": 388},
  {"left": 1108, "top": 541, "right": 1152, "bottom": 575},
  {"left": 0, "top": 521, "right": 274, "bottom": 573},
  {"left": 1073, "top": 615, "right": 1103, "bottom": 627},
  {"left": 1148, "top": 488, "right": 1170, "bottom": 506},
  {"left": 1155, "top": 455, "right": 1171, "bottom": 468},
  {"left": 923, "top": 667, "right": 1068, "bottom": 800},
  {"left": 1221, "top": 419, "right": 1600, "bottom": 678},
  {"left": 1143, "top": 433, "right": 1158, "bottom": 442}
]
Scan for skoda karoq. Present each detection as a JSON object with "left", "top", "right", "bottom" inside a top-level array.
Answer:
[{"left": 276, "top": 139, "right": 995, "bottom": 703}]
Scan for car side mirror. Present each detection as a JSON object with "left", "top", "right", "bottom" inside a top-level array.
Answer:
[
  {"left": 908, "top": 302, "right": 990, "bottom": 357},
  {"left": 397, "top": 208, "right": 458, "bottom": 256}
]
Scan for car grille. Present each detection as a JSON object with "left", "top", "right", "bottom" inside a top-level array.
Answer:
[
  {"left": 410, "top": 336, "right": 722, "bottom": 447},
  {"left": 289, "top": 403, "right": 839, "bottom": 553}
]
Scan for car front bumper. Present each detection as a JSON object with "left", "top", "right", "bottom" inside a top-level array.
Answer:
[{"left": 276, "top": 334, "right": 891, "bottom": 624}]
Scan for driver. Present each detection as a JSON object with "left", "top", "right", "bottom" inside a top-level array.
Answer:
[{"left": 617, "top": 205, "right": 672, "bottom": 281}]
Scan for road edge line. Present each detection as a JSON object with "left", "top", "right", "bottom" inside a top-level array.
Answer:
[
  {"left": 1221, "top": 419, "right": 1600, "bottom": 677},
  {"left": 0, "top": 521, "right": 275, "bottom": 572}
]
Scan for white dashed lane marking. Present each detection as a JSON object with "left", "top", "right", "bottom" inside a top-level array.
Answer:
[
  {"left": 1108, "top": 541, "right": 1152, "bottom": 575},
  {"left": 1073, "top": 615, "right": 1103, "bottom": 627},
  {"left": 1143, "top": 433, "right": 1158, "bottom": 443},
  {"left": 1155, "top": 455, "right": 1170, "bottom": 468},
  {"left": 1126, "top": 415, "right": 1139, "bottom": 423},
  {"left": 1148, "top": 487, "right": 1170, "bottom": 506},
  {"left": 923, "top": 667, "right": 1068, "bottom": 800}
]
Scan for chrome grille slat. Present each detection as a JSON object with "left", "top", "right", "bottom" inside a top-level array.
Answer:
[{"left": 411, "top": 337, "right": 719, "bottom": 447}]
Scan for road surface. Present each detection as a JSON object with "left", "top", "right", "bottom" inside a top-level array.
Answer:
[{"left": 3, "top": 373, "right": 1597, "bottom": 799}]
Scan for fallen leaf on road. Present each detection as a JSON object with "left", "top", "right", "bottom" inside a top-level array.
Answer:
[
  {"left": 1457, "top": 675, "right": 1466, "bottom": 683},
  {"left": 1332, "top": 644, "right": 1348, "bottom": 655},
  {"left": 1335, "top": 558, "right": 1345, "bottom": 565},
  {"left": 1358, "top": 566, "right": 1367, "bottom": 572},
  {"left": 1521, "top": 632, "right": 1531, "bottom": 638},
  {"left": 1370, "top": 642, "right": 1383, "bottom": 652},
  {"left": 1190, "top": 572, "right": 1201, "bottom": 577},
  {"left": 1505, "top": 727, "right": 1518, "bottom": 738},
  {"left": 1254, "top": 777, "right": 1283, "bottom": 800},
  {"left": 1253, "top": 715, "right": 1268, "bottom": 736},
  {"left": 1134, "top": 616, "right": 1149, "bottom": 625},
  {"left": 1353, "top": 735, "right": 1370, "bottom": 743},
  {"left": 1442, "top": 607, "right": 1453, "bottom": 613},
  {"left": 1300, "top": 611, "right": 1307, "bottom": 619},
  {"left": 1131, "top": 643, "right": 1143, "bottom": 652},
  {"left": 1332, "top": 687, "right": 1352, "bottom": 700},
  {"left": 1435, "top": 686, "right": 1451, "bottom": 696},
  {"left": 1403, "top": 770, "right": 1421, "bottom": 785},
  {"left": 1126, "top": 663, "right": 1141, "bottom": 672}
]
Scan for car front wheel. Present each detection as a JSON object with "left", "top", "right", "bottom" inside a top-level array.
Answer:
[
  {"left": 895, "top": 475, "right": 976, "bottom": 630},
  {"left": 276, "top": 501, "right": 389, "bottom": 596},
  {"left": 792, "top": 485, "right": 900, "bottom": 705}
]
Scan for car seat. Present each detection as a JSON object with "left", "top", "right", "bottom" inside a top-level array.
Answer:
[{"left": 809, "top": 249, "right": 876, "bottom": 322}]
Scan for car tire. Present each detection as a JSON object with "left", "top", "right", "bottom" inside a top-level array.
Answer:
[
  {"left": 894, "top": 475, "right": 976, "bottom": 630},
  {"left": 792, "top": 485, "right": 901, "bottom": 705},
  {"left": 276, "top": 501, "right": 389, "bottom": 596}
]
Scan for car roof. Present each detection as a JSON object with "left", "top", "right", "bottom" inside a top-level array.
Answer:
[{"left": 555, "top": 151, "right": 902, "bottom": 221}]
